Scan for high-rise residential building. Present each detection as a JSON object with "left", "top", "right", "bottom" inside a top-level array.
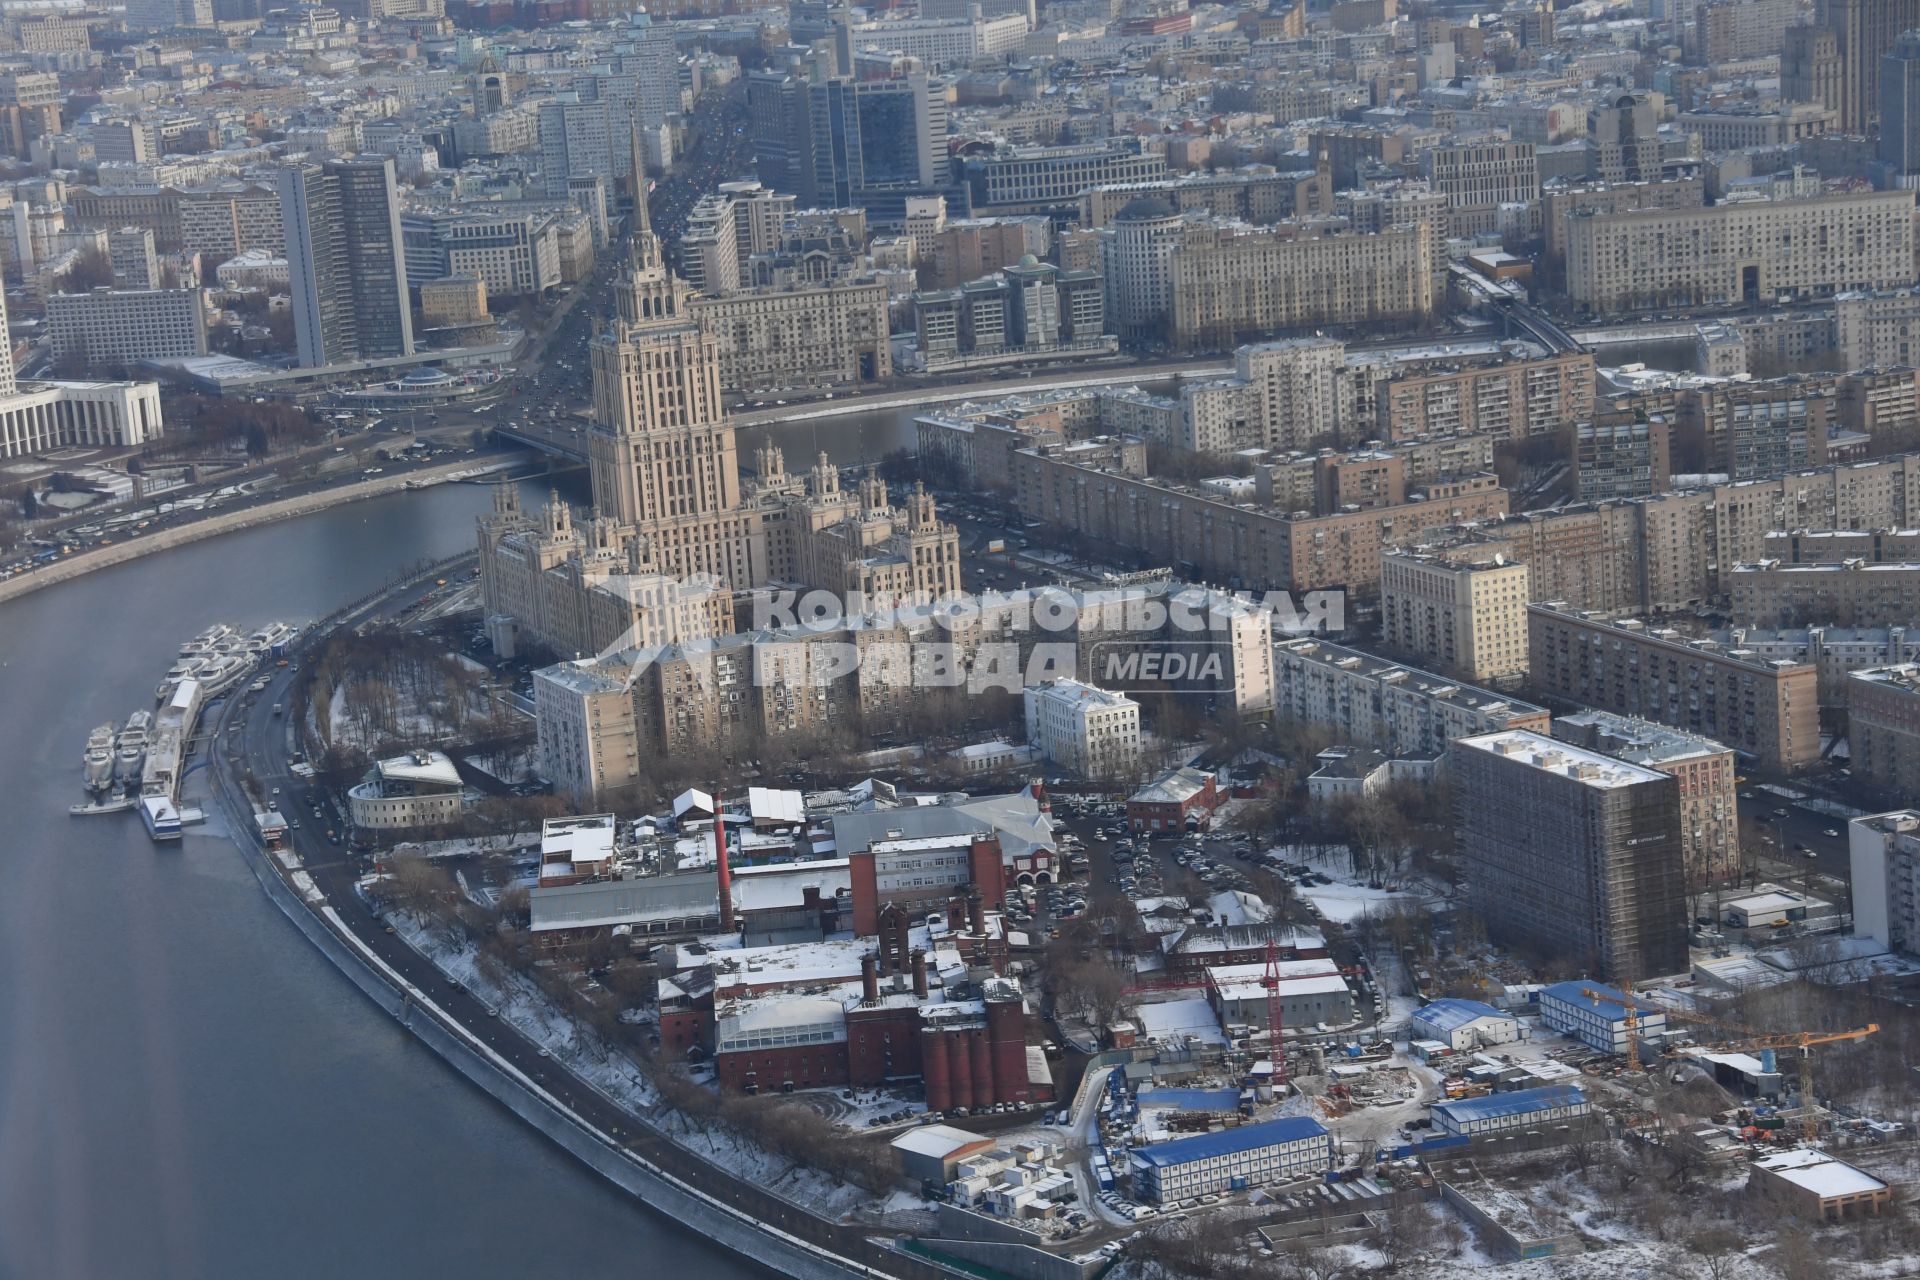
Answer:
[
  {"left": 1563, "top": 190, "right": 1916, "bottom": 313},
  {"left": 278, "top": 157, "right": 413, "bottom": 368},
  {"left": 1527, "top": 603, "right": 1822, "bottom": 771},
  {"left": 1849, "top": 809, "right": 1920, "bottom": 954},
  {"left": 1379, "top": 549, "right": 1531, "bottom": 684},
  {"left": 106, "top": 226, "right": 160, "bottom": 289},
  {"left": 1166, "top": 222, "right": 1433, "bottom": 353},
  {"left": 1575, "top": 414, "right": 1672, "bottom": 500},
  {"left": 1880, "top": 28, "right": 1920, "bottom": 179},
  {"left": 537, "top": 99, "right": 614, "bottom": 199},
  {"left": 1848, "top": 664, "right": 1920, "bottom": 797},
  {"left": 1273, "top": 638, "right": 1550, "bottom": 758},
  {"left": 1451, "top": 729, "right": 1689, "bottom": 983},
  {"left": 1022, "top": 679, "right": 1140, "bottom": 779},
  {"left": 1815, "top": 0, "right": 1920, "bottom": 131},
  {"left": 1552, "top": 712, "right": 1740, "bottom": 890},
  {"left": 1234, "top": 338, "right": 1350, "bottom": 449}
]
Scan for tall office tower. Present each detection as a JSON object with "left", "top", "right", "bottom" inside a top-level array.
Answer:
[
  {"left": 279, "top": 157, "right": 414, "bottom": 368},
  {"left": 1818, "top": 0, "right": 1920, "bottom": 131},
  {"left": 1784, "top": 22, "right": 1846, "bottom": 110},
  {"left": 537, "top": 99, "right": 613, "bottom": 199},
  {"left": 1882, "top": 29, "right": 1920, "bottom": 178},
  {"left": 806, "top": 73, "right": 950, "bottom": 210},
  {"left": 747, "top": 70, "right": 814, "bottom": 200},
  {"left": 1452, "top": 730, "right": 1689, "bottom": 984}
]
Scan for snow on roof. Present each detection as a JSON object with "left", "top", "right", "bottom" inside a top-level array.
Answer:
[
  {"left": 730, "top": 859, "right": 851, "bottom": 913},
  {"left": 1131, "top": 1116, "right": 1328, "bottom": 1169},
  {"left": 1754, "top": 1148, "right": 1887, "bottom": 1199},
  {"left": 1412, "top": 998, "right": 1515, "bottom": 1033},
  {"left": 672, "top": 788, "right": 714, "bottom": 818},
  {"left": 374, "top": 750, "right": 462, "bottom": 787},
  {"left": 1431, "top": 1085, "right": 1587, "bottom": 1124},
  {"left": 747, "top": 786, "right": 805, "bottom": 826},
  {"left": 542, "top": 812, "right": 617, "bottom": 864},
  {"left": 890, "top": 1124, "right": 991, "bottom": 1160},
  {"left": 1457, "top": 729, "right": 1668, "bottom": 788},
  {"left": 1540, "top": 981, "right": 1657, "bottom": 1022},
  {"left": 1130, "top": 765, "right": 1213, "bottom": 806},
  {"left": 1126, "top": 995, "right": 1228, "bottom": 1044}
]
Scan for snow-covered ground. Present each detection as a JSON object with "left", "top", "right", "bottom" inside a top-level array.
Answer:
[{"left": 383, "top": 908, "right": 658, "bottom": 1113}]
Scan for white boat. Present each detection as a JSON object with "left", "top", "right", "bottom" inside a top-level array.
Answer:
[
  {"left": 246, "top": 622, "right": 297, "bottom": 656},
  {"left": 179, "top": 624, "right": 238, "bottom": 658},
  {"left": 114, "top": 711, "right": 150, "bottom": 789},
  {"left": 83, "top": 724, "right": 115, "bottom": 794}
]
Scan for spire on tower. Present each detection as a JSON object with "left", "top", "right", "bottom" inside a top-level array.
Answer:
[{"left": 629, "top": 118, "right": 651, "bottom": 238}]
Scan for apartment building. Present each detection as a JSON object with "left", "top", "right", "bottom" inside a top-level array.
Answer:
[
  {"left": 1675, "top": 380, "right": 1831, "bottom": 480},
  {"left": 45, "top": 286, "right": 207, "bottom": 365},
  {"left": 1233, "top": 337, "right": 1351, "bottom": 449},
  {"left": 1273, "top": 638, "right": 1550, "bottom": 759},
  {"left": 1836, "top": 289, "right": 1920, "bottom": 369},
  {"left": 1079, "top": 169, "right": 1330, "bottom": 230},
  {"left": 1527, "top": 604, "right": 1821, "bottom": 771},
  {"left": 1553, "top": 711, "right": 1739, "bottom": 889},
  {"left": 1576, "top": 414, "right": 1671, "bottom": 500},
  {"left": 1022, "top": 678, "right": 1140, "bottom": 779},
  {"left": 1369, "top": 349, "right": 1596, "bottom": 442},
  {"left": 1848, "top": 666, "right": 1920, "bottom": 799},
  {"left": 1729, "top": 559, "right": 1920, "bottom": 628},
  {"left": 1725, "top": 623, "right": 1920, "bottom": 705},
  {"left": 1379, "top": 549, "right": 1531, "bottom": 683},
  {"left": 1849, "top": 810, "right": 1920, "bottom": 955},
  {"left": 1675, "top": 105, "right": 1837, "bottom": 150},
  {"left": 1538, "top": 177, "right": 1706, "bottom": 285},
  {"left": 688, "top": 279, "right": 891, "bottom": 393},
  {"left": 1167, "top": 222, "right": 1433, "bottom": 353},
  {"left": 1010, "top": 442, "right": 1508, "bottom": 595},
  {"left": 1451, "top": 730, "right": 1688, "bottom": 983},
  {"left": 1564, "top": 191, "right": 1917, "bottom": 314}
]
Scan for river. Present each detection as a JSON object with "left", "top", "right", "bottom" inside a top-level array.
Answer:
[{"left": 0, "top": 479, "right": 762, "bottom": 1280}]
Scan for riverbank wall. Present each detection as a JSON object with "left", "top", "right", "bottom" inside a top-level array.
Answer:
[
  {"left": 226, "top": 798, "right": 891, "bottom": 1280},
  {"left": 0, "top": 456, "right": 527, "bottom": 607}
]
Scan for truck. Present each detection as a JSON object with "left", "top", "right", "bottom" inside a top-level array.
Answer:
[
  {"left": 271, "top": 702, "right": 284, "bottom": 717},
  {"left": 985, "top": 538, "right": 1006, "bottom": 554}
]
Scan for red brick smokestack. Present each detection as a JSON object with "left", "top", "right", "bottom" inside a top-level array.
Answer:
[
  {"left": 714, "top": 791, "right": 735, "bottom": 934},
  {"left": 862, "top": 953, "right": 879, "bottom": 1003},
  {"left": 968, "top": 886, "right": 986, "bottom": 935},
  {"left": 911, "top": 948, "right": 929, "bottom": 999}
]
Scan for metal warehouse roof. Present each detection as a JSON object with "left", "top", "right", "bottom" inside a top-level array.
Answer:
[
  {"left": 1131, "top": 1116, "right": 1328, "bottom": 1168},
  {"left": 1412, "top": 998, "right": 1513, "bottom": 1033},
  {"left": 1431, "top": 1084, "right": 1587, "bottom": 1125}
]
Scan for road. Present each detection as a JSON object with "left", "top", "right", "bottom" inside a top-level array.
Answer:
[{"left": 201, "top": 566, "right": 949, "bottom": 1280}]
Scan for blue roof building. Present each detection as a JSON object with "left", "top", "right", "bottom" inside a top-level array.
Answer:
[
  {"left": 1538, "top": 981, "right": 1666, "bottom": 1054},
  {"left": 1430, "top": 1085, "right": 1592, "bottom": 1136},
  {"left": 1409, "top": 998, "right": 1524, "bottom": 1052},
  {"left": 1130, "top": 1116, "right": 1333, "bottom": 1204}
]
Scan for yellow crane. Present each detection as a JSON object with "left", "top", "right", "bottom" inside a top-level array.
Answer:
[{"left": 1578, "top": 987, "right": 1878, "bottom": 1142}]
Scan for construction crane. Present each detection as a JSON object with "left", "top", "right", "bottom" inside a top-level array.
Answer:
[
  {"left": 1262, "top": 938, "right": 1288, "bottom": 1084},
  {"left": 1684, "top": 1025, "right": 1880, "bottom": 1145},
  {"left": 1578, "top": 988, "right": 1878, "bottom": 1143}
]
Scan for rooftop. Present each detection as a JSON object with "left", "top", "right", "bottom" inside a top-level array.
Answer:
[
  {"left": 1277, "top": 638, "right": 1548, "bottom": 719},
  {"left": 1412, "top": 998, "right": 1515, "bottom": 1033},
  {"left": 542, "top": 812, "right": 617, "bottom": 865},
  {"left": 1754, "top": 1148, "right": 1888, "bottom": 1199},
  {"left": 1130, "top": 1116, "right": 1329, "bottom": 1169},
  {"left": 1456, "top": 730, "right": 1670, "bottom": 790},
  {"left": 374, "top": 749, "right": 462, "bottom": 788},
  {"left": 1431, "top": 1085, "right": 1587, "bottom": 1125}
]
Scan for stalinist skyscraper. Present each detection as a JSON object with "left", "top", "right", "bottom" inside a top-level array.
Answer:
[{"left": 477, "top": 131, "right": 963, "bottom": 662}]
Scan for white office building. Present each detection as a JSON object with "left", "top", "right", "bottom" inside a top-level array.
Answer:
[{"left": 1023, "top": 678, "right": 1140, "bottom": 779}]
